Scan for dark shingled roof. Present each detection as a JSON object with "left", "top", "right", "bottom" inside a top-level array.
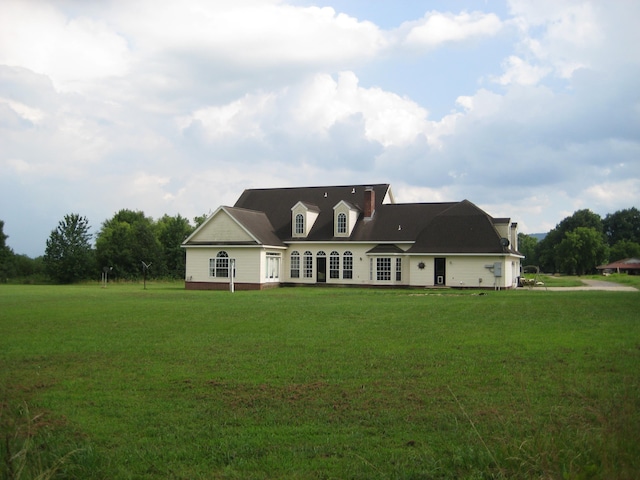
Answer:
[
  {"left": 224, "top": 207, "right": 286, "bottom": 247},
  {"left": 186, "top": 184, "right": 520, "bottom": 255},
  {"left": 407, "top": 200, "right": 508, "bottom": 254},
  {"left": 234, "top": 184, "right": 391, "bottom": 241}
]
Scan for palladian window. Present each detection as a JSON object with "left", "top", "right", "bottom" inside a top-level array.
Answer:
[{"left": 210, "top": 251, "right": 230, "bottom": 278}]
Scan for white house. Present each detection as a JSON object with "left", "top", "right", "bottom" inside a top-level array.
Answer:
[{"left": 182, "top": 184, "right": 523, "bottom": 290}]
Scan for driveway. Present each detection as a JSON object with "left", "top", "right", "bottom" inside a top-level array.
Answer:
[{"left": 527, "top": 278, "right": 638, "bottom": 292}]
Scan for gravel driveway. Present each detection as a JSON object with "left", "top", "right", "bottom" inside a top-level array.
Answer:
[{"left": 527, "top": 278, "right": 638, "bottom": 292}]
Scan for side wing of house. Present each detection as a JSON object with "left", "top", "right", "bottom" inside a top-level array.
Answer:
[{"left": 182, "top": 207, "right": 285, "bottom": 290}]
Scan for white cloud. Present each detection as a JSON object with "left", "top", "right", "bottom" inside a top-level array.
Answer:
[
  {"left": 0, "top": 1, "right": 131, "bottom": 92},
  {"left": 494, "top": 55, "right": 551, "bottom": 86},
  {"left": 401, "top": 11, "right": 502, "bottom": 48},
  {"left": 0, "top": 97, "right": 46, "bottom": 124},
  {"left": 1, "top": 0, "right": 639, "bottom": 257},
  {"left": 179, "top": 71, "right": 430, "bottom": 148},
  {"left": 585, "top": 179, "right": 640, "bottom": 208}
]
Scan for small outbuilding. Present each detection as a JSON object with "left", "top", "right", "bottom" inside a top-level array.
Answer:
[{"left": 597, "top": 258, "right": 640, "bottom": 275}]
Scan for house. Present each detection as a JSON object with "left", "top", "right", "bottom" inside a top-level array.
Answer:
[
  {"left": 182, "top": 184, "right": 523, "bottom": 290},
  {"left": 597, "top": 258, "right": 640, "bottom": 275}
]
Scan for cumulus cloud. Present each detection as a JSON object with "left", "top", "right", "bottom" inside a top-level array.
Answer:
[
  {"left": 400, "top": 10, "right": 502, "bottom": 48},
  {"left": 0, "top": 0, "right": 639, "bottom": 256}
]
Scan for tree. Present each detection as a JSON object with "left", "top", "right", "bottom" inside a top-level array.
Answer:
[
  {"left": 517, "top": 233, "right": 539, "bottom": 266},
  {"left": 193, "top": 213, "right": 209, "bottom": 229},
  {"left": 609, "top": 240, "right": 640, "bottom": 261},
  {"left": 603, "top": 207, "right": 640, "bottom": 245},
  {"left": 0, "top": 220, "right": 15, "bottom": 281},
  {"left": 156, "top": 214, "right": 194, "bottom": 279},
  {"left": 95, "top": 209, "right": 163, "bottom": 280},
  {"left": 537, "top": 209, "right": 604, "bottom": 272},
  {"left": 43, "top": 214, "right": 95, "bottom": 283},
  {"left": 556, "top": 227, "right": 608, "bottom": 275}
]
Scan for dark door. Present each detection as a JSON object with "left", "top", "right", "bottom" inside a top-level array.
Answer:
[
  {"left": 317, "top": 257, "right": 327, "bottom": 283},
  {"left": 434, "top": 258, "right": 446, "bottom": 285}
]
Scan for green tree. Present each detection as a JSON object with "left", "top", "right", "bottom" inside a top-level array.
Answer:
[
  {"left": 537, "top": 209, "right": 603, "bottom": 273},
  {"left": 193, "top": 213, "right": 209, "bottom": 229},
  {"left": 517, "top": 233, "right": 539, "bottom": 266},
  {"left": 156, "top": 214, "right": 193, "bottom": 279},
  {"left": 609, "top": 240, "right": 640, "bottom": 262},
  {"left": 556, "top": 227, "right": 608, "bottom": 275},
  {"left": 0, "top": 220, "right": 15, "bottom": 281},
  {"left": 603, "top": 207, "right": 640, "bottom": 245},
  {"left": 95, "top": 209, "right": 163, "bottom": 280},
  {"left": 43, "top": 214, "right": 95, "bottom": 283}
]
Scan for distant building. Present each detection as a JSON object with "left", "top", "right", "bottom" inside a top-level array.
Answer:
[
  {"left": 182, "top": 184, "right": 523, "bottom": 290},
  {"left": 597, "top": 258, "right": 640, "bottom": 275}
]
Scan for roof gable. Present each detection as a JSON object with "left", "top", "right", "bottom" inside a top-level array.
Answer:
[{"left": 183, "top": 206, "right": 284, "bottom": 247}]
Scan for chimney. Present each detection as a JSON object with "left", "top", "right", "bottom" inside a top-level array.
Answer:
[{"left": 364, "top": 186, "right": 375, "bottom": 220}]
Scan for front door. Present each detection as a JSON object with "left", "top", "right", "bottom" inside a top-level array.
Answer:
[
  {"left": 317, "top": 256, "right": 327, "bottom": 283},
  {"left": 434, "top": 258, "right": 446, "bottom": 286}
]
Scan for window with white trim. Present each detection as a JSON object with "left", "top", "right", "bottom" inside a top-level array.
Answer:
[
  {"left": 290, "top": 251, "right": 300, "bottom": 278},
  {"left": 210, "top": 251, "right": 232, "bottom": 278},
  {"left": 295, "top": 214, "right": 304, "bottom": 235},
  {"left": 396, "top": 257, "right": 402, "bottom": 282},
  {"left": 303, "top": 251, "right": 313, "bottom": 278},
  {"left": 265, "top": 253, "right": 280, "bottom": 280},
  {"left": 343, "top": 251, "right": 353, "bottom": 279},
  {"left": 337, "top": 213, "right": 347, "bottom": 234},
  {"left": 330, "top": 251, "right": 340, "bottom": 279},
  {"left": 377, "top": 257, "right": 391, "bottom": 281}
]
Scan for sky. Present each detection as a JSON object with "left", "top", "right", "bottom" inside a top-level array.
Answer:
[{"left": 1, "top": 0, "right": 639, "bottom": 257}]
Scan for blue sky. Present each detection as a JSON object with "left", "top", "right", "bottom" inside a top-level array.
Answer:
[{"left": 1, "top": 0, "right": 639, "bottom": 257}]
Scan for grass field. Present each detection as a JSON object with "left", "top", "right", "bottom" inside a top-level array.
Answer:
[{"left": 1, "top": 283, "right": 639, "bottom": 479}]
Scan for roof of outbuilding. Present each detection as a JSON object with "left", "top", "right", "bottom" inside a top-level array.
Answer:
[{"left": 597, "top": 257, "right": 640, "bottom": 270}]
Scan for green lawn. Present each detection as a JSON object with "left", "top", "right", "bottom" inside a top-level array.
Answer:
[{"left": 1, "top": 284, "right": 639, "bottom": 479}]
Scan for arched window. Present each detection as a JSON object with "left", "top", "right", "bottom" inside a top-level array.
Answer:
[
  {"left": 290, "top": 251, "right": 300, "bottom": 278},
  {"left": 210, "top": 251, "right": 229, "bottom": 278},
  {"left": 330, "top": 251, "right": 340, "bottom": 279},
  {"left": 337, "top": 212, "right": 347, "bottom": 234},
  {"left": 343, "top": 251, "right": 353, "bottom": 279},
  {"left": 295, "top": 214, "right": 304, "bottom": 234},
  {"left": 303, "top": 251, "right": 313, "bottom": 278}
]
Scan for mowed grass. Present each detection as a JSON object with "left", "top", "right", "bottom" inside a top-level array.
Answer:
[{"left": 1, "top": 284, "right": 639, "bottom": 479}]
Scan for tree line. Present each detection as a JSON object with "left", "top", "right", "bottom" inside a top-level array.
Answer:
[
  {"left": 518, "top": 207, "right": 640, "bottom": 275},
  {"left": 1, "top": 206, "right": 639, "bottom": 283},
  {"left": 0, "top": 210, "right": 208, "bottom": 284}
]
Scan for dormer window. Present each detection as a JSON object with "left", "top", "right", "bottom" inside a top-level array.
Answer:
[
  {"left": 333, "top": 200, "right": 359, "bottom": 237},
  {"left": 337, "top": 213, "right": 347, "bottom": 234},
  {"left": 295, "top": 214, "right": 304, "bottom": 235},
  {"left": 291, "top": 201, "right": 320, "bottom": 238}
]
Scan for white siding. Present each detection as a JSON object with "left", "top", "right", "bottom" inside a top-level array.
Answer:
[
  {"left": 407, "top": 255, "right": 520, "bottom": 288},
  {"left": 185, "top": 247, "right": 263, "bottom": 284},
  {"left": 190, "top": 212, "right": 253, "bottom": 243}
]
